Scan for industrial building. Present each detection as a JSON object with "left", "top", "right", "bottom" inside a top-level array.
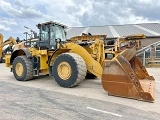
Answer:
[{"left": 66, "top": 23, "right": 160, "bottom": 67}]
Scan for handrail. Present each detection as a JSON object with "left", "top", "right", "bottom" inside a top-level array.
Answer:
[{"left": 136, "top": 41, "right": 160, "bottom": 56}]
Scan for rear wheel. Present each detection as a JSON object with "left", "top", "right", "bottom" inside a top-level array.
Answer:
[
  {"left": 52, "top": 53, "right": 87, "bottom": 87},
  {"left": 12, "top": 56, "right": 33, "bottom": 81}
]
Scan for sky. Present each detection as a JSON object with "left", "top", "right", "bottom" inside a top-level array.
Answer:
[{"left": 0, "top": 0, "right": 160, "bottom": 40}]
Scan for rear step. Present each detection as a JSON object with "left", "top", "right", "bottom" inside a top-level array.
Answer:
[{"left": 102, "top": 52, "right": 155, "bottom": 102}]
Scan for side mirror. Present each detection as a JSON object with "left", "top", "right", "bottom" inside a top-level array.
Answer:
[
  {"left": 55, "top": 38, "right": 61, "bottom": 43},
  {"left": 37, "top": 24, "right": 41, "bottom": 29}
]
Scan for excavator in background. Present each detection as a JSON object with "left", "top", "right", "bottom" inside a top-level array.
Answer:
[
  {"left": 0, "top": 33, "right": 17, "bottom": 63},
  {"left": 5, "top": 21, "right": 155, "bottom": 102}
]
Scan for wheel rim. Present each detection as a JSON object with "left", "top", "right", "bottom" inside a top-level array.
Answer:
[
  {"left": 57, "top": 62, "right": 72, "bottom": 80},
  {"left": 15, "top": 63, "right": 24, "bottom": 76}
]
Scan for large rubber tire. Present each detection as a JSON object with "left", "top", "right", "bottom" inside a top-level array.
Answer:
[
  {"left": 12, "top": 56, "right": 33, "bottom": 81},
  {"left": 52, "top": 53, "right": 87, "bottom": 87}
]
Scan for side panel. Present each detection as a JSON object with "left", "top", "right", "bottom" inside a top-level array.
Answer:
[
  {"left": 6, "top": 48, "right": 49, "bottom": 75},
  {"left": 37, "top": 50, "right": 48, "bottom": 70}
]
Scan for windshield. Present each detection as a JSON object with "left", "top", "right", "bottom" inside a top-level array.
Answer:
[
  {"left": 40, "top": 25, "right": 49, "bottom": 41},
  {"left": 50, "top": 25, "right": 66, "bottom": 41},
  {"left": 39, "top": 24, "right": 66, "bottom": 46}
]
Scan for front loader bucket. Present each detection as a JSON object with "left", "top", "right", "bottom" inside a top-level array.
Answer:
[{"left": 102, "top": 49, "right": 155, "bottom": 102}]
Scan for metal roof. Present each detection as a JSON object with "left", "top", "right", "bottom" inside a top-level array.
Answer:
[
  {"left": 66, "top": 23, "right": 160, "bottom": 39},
  {"left": 39, "top": 21, "right": 68, "bottom": 28}
]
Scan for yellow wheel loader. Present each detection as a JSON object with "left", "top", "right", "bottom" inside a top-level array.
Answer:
[
  {"left": 0, "top": 33, "right": 17, "bottom": 63},
  {"left": 5, "top": 21, "right": 155, "bottom": 102},
  {"left": 5, "top": 21, "right": 105, "bottom": 87}
]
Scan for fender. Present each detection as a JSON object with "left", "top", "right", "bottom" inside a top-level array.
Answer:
[
  {"left": 49, "top": 48, "right": 71, "bottom": 66},
  {"left": 65, "top": 43, "right": 103, "bottom": 78},
  {"left": 10, "top": 48, "right": 31, "bottom": 65},
  {"left": 49, "top": 43, "right": 103, "bottom": 78}
]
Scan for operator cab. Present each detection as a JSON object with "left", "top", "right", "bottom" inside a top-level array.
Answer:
[{"left": 36, "top": 21, "right": 67, "bottom": 50}]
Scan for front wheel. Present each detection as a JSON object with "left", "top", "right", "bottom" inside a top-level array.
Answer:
[
  {"left": 52, "top": 53, "right": 87, "bottom": 87},
  {"left": 12, "top": 56, "right": 33, "bottom": 81}
]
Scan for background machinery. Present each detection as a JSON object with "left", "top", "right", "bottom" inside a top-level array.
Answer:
[
  {"left": 5, "top": 21, "right": 155, "bottom": 102},
  {"left": 0, "top": 33, "right": 17, "bottom": 63}
]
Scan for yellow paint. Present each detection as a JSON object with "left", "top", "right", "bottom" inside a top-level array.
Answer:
[
  {"left": 57, "top": 62, "right": 72, "bottom": 80},
  {"left": 36, "top": 50, "right": 47, "bottom": 55},
  {"left": 39, "top": 69, "right": 49, "bottom": 74},
  {"left": 40, "top": 55, "right": 48, "bottom": 70},
  {"left": 15, "top": 63, "right": 24, "bottom": 76},
  {"left": 5, "top": 54, "right": 11, "bottom": 67}
]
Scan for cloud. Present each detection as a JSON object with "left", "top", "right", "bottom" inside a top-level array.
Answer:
[
  {"left": 0, "top": 18, "right": 17, "bottom": 32},
  {"left": 0, "top": 0, "right": 160, "bottom": 39},
  {"left": 0, "top": 0, "right": 21, "bottom": 16},
  {"left": 0, "top": 24, "right": 11, "bottom": 31},
  {"left": 0, "top": 18, "right": 17, "bottom": 25},
  {"left": 65, "top": 0, "right": 160, "bottom": 26},
  {"left": 0, "top": 0, "right": 45, "bottom": 19},
  {"left": 14, "top": 0, "right": 28, "bottom": 8},
  {"left": 20, "top": 8, "right": 43, "bottom": 18},
  {"left": 129, "top": 0, "right": 160, "bottom": 21}
]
